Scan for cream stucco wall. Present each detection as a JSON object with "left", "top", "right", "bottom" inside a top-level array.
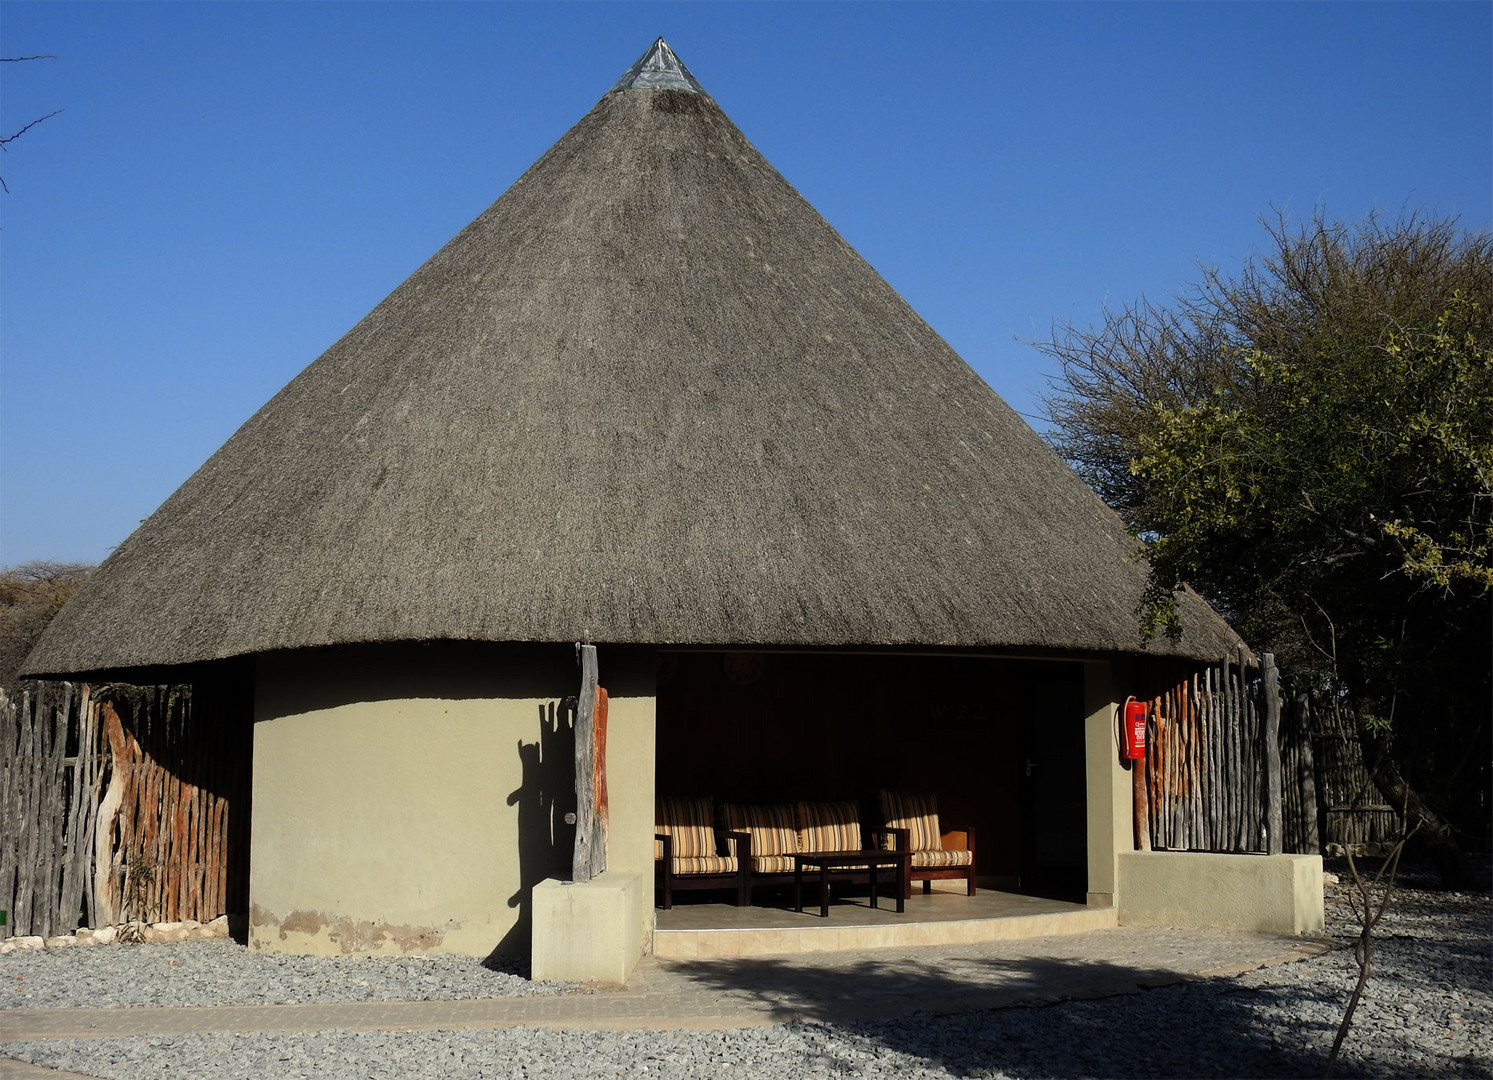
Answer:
[
  {"left": 1082, "top": 659, "right": 1128, "bottom": 906},
  {"left": 250, "top": 642, "right": 655, "bottom": 958},
  {"left": 598, "top": 664, "right": 657, "bottom": 953},
  {"left": 1118, "top": 851, "right": 1325, "bottom": 934}
]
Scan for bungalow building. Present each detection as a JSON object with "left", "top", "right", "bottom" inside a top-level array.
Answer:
[{"left": 26, "top": 40, "right": 1320, "bottom": 982}]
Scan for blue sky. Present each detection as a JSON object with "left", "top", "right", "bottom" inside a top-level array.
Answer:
[{"left": 2, "top": 1, "right": 1489, "bottom": 567}]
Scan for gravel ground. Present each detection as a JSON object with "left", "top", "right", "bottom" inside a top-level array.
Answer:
[
  {"left": 1, "top": 945, "right": 578, "bottom": 1008},
  {"left": 4, "top": 859, "right": 1489, "bottom": 1079}
]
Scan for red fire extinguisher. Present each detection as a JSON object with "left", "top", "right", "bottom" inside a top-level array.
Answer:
[{"left": 1122, "top": 698, "right": 1147, "bottom": 760}]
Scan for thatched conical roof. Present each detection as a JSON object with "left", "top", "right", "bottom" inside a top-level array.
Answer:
[{"left": 26, "top": 40, "right": 1241, "bottom": 677}]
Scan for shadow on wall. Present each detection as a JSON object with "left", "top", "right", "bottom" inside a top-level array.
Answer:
[
  {"left": 492, "top": 698, "right": 577, "bottom": 957},
  {"left": 256, "top": 642, "right": 576, "bottom": 713}
]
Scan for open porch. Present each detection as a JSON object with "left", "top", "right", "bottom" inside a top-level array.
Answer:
[
  {"left": 652, "top": 887, "right": 1115, "bottom": 959},
  {"left": 654, "top": 649, "right": 1107, "bottom": 908}
]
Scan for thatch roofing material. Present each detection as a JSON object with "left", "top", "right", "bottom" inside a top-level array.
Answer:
[{"left": 26, "top": 43, "right": 1242, "bottom": 677}]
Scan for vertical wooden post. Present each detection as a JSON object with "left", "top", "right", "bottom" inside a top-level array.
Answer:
[
  {"left": 1188, "top": 679, "right": 1199, "bottom": 846},
  {"left": 45, "top": 684, "right": 71, "bottom": 934},
  {"left": 95, "top": 700, "right": 128, "bottom": 926},
  {"left": 1131, "top": 704, "right": 1151, "bottom": 851},
  {"left": 0, "top": 689, "right": 15, "bottom": 935},
  {"left": 59, "top": 685, "right": 95, "bottom": 935},
  {"left": 1262, "top": 652, "right": 1284, "bottom": 855},
  {"left": 571, "top": 644, "right": 608, "bottom": 883},
  {"left": 1292, "top": 691, "right": 1321, "bottom": 853},
  {"left": 1225, "top": 659, "right": 1237, "bottom": 850},
  {"left": 16, "top": 688, "right": 39, "bottom": 934},
  {"left": 1169, "top": 685, "right": 1185, "bottom": 847}
]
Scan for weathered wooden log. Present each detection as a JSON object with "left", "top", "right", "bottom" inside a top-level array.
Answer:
[
  {"left": 1170, "top": 689, "right": 1186, "bottom": 846},
  {"left": 1245, "top": 650, "right": 1263, "bottom": 851},
  {"left": 43, "top": 686, "right": 66, "bottom": 933},
  {"left": 1145, "top": 695, "right": 1160, "bottom": 847},
  {"left": 1201, "top": 668, "right": 1212, "bottom": 848},
  {"left": 571, "top": 645, "right": 606, "bottom": 883},
  {"left": 1262, "top": 653, "right": 1283, "bottom": 855},
  {"left": 1200, "top": 668, "right": 1212, "bottom": 847},
  {"left": 15, "top": 688, "right": 39, "bottom": 933},
  {"left": 1187, "top": 676, "right": 1202, "bottom": 848},
  {"left": 1132, "top": 748, "right": 1150, "bottom": 851},
  {"left": 592, "top": 685, "right": 609, "bottom": 857},
  {"left": 79, "top": 688, "right": 100, "bottom": 928},
  {"left": 1169, "top": 686, "right": 1183, "bottom": 848},
  {"left": 1224, "top": 662, "right": 1237, "bottom": 850},
  {"left": 0, "top": 689, "right": 17, "bottom": 934},
  {"left": 1227, "top": 654, "right": 1243, "bottom": 850},
  {"left": 1285, "top": 691, "right": 1319, "bottom": 853},
  {"left": 1184, "top": 680, "right": 1196, "bottom": 847},
  {"left": 59, "top": 685, "right": 93, "bottom": 934},
  {"left": 96, "top": 699, "right": 129, "bottom": 925},
  {"left": 1206, "top": 666, "right": 1219, "bottom": 848},
  {"left": 1163, "top": 687, "right": 1177, "bottom": 849},
  {"left": 1151, "top": 689, "right": 1164, "bottom": 850}
]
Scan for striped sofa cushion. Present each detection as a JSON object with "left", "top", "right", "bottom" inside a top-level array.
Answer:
[
  {"left": 669, "top": 854, "right": 739, "bottom": 875},
  {"left": 655, "top": 796, "right": 718, "bottom": 861},
  {"left": 911, "top": 848, "right": 973, "bottom": 869},
  {"left": 719, "top": 802, "right": 799, "bottom": 858},
  {"left": 750, "top": 854, "right": 799, "bottom": 874},
  {"left": 878, "top": 790, "right": 942, "bottom": 852},
  {"left": 796, "top": 801, "right": 863, "bottom": 854}
]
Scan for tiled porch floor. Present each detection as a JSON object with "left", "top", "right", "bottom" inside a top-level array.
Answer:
[{"left": 653, "top": 888, "right": 1116, "bottom": 958}]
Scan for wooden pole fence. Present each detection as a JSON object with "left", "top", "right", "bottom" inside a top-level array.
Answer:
[
  {"left": 1, "top": 680, "right": 250, "bottom": 938},
  {"left": 1135, "top": 652, "right": 1317, "bottom": 856}
]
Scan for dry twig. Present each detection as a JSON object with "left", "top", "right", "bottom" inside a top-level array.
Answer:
[{"left": 1323, "top": 834, "right": 1412, "bottom": 1078}]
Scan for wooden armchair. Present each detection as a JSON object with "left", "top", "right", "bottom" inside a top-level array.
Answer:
[
  {"left": 878, "top": 789, "right": 977, "bottom": 898},
  {"left": 654, "top": 796, "right": 748, "bottom": 909}
]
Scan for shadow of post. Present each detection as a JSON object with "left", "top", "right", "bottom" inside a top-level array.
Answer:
[{"left": 492, "top": 699, "right": 576, "bottom": 958}]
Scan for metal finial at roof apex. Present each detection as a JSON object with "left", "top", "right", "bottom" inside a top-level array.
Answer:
[{"left": 608, "top": 37, "right": 707, "bottom": 95}]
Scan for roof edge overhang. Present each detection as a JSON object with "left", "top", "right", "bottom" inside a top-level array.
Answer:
[{"left": 21, "top": 631, "right": 1255, "bottom": 688}]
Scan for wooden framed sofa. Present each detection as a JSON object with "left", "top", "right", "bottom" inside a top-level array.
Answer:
[
  {"left": 719, "top": 800, "right": 901, "bottom": 906},
  {"left": 877, "top": 789, "right": 977, "bottom": 898},
  {"left": 654, "top": 796, "right": 749, "bottom": 909},
  {"left": 656, "top": 793, "right": 972, "bottom": 909}
]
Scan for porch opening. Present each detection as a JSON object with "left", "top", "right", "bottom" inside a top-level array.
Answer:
[{"left": 653, "top": 650, "right": 1089, "bottom": 911}]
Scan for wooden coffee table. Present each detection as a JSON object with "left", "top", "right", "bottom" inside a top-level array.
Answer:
[{"left": 792, "top": 850, "right": 911, "bottom": 917}]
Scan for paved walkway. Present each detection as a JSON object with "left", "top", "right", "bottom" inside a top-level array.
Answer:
[{"left": 0, "top": 927, "right": 1331, "bottom": 1078}]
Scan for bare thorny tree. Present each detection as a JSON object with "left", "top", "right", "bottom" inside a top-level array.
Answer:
[
  {"left": 1322, "top": 831, "right": 1414, "bottom": 1078},
  {"left": 1, "top": 54, "right": 62, "bottom": 194}
]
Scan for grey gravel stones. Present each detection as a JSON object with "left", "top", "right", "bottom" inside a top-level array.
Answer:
[
  {"left": 1, "top": 941, "right": 577, "bottom": 1009},
  {"left": 2, "top": 862, "right": 1488, "bottom": 1079}
]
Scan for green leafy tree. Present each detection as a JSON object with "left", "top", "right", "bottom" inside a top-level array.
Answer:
[{"left": 1041, "top": 213, "right": 1491, "bottom": 886}]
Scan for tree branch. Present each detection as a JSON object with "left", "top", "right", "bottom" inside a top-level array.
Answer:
[
  {"left": 1, "top": 108, "right": 63, "bottom": 149},
  {"left": 0, "top": 52, "right": 61, "bottom": 193}
]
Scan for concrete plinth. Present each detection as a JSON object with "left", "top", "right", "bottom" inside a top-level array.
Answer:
[
  {"left": 1118, "top": 851, "right": 1324, "bottom": 934},
  {"left": 531, "top": 872, "right": 647, "bottom": 985}
]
